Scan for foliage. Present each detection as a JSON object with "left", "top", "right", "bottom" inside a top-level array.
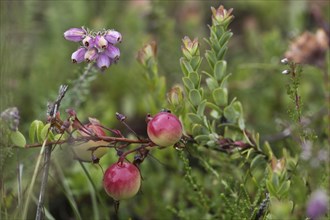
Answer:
[{"left": 1, "top": 1, "right": 329, "bottom": 220}]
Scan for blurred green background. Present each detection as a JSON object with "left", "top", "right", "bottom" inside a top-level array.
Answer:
[{"left": 0, "top": 0, "right": 329, "bottom": 219}]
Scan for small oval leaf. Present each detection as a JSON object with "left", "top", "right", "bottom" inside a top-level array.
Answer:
[
  {"left": 182, "top": 77, "right": 195, "bottom": 90},
  {"left": 214, "top": 60, "right": 227, "bottom": 81},
  {"left": 206, "top": 77, "right": 219, "bottom": 91},
  {"left": 213, "top": 87, "right": 228, "bottom": 106},
  {"left": 187, "top": 113, "right": 203, "bottom": 124},
  {"left": 29, "top": 120, "right": 44, "bottom": 143},
  {"left": 189, "top": 72, "right": 200, "bottom": 88},
  {"left": 40, "top": 123, "right": 55, "bottom": 141},
  {"left": 11, "top": 130, "right": 26, "bottom": 148},
  {"left": 189, "top": 89, "right": 202, "bottom": 106},
  {"left": 197, "top": 100, "right": 207, "bottom": 116},
  {"left": 194, "top": 134, "right": 210, "bottom": 142}
]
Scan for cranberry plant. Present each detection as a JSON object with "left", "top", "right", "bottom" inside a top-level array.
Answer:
[{"left": 0, "top": 2, "right": 329, "bottom": 220}]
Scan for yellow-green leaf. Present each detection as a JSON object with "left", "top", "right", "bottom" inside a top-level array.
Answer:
[{"left": 11, "top": 130, "right": 26, "bottom": 148}]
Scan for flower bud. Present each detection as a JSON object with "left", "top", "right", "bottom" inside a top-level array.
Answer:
[
  {"left": 64, "top": 28, "right": 86, "bottom": 42},
  {"left": 96, "top": 53, "right": 111, "bottom": 70},
  {"left": 167, "top": 84, "right": 184, "bottom": 107},
  {"left": 71, "top": 47, "right": 87, "bottom": 63},
  {"left": 105, "top": 30, "right": 122, "bottom": 45},
  {"left": 181, "top": 36, "right": 199, "bottom": 57},
  {"left": 84, "top": 48, "right": 99, "bottom": 62},
  {"left": 105, "top": 45, "right": 120, "bottom": 61},
  {"left": 137, "top": 41, "right": 157, "bottom": 66},
  {"left": 82, "top": 35, "right": 95, "bottom": 49},
  {"left": 211, "top": 5, "right": 234, "bottom": 26},
  {"left": 271, "top": 157, "right": 285, "bottom": 174},
  {"left": 95, "top": 35, "right": 108, "bottom": 49},
  {"left": 281, "top": 69, "right": 290, "bottom": 75}
]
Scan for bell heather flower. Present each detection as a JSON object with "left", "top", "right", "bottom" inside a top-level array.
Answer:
[
  {"left": 307, "top": 189, "right": 329, "bottom": 220},
  {"left": 105, "top": 44, "right": 120, "bottom": 61},
  {"left": 71, "top": 47, "right": 87, "bottom": 63},
  {"left": 64, "top": 26, "right": 122, "bottom": 70},
  {"left": 96, "top": 53, "right": 111, "bottom": 70},
  {"left": 64, "top": 28, "right": 86, "bottom": 42},
  {"left": 84, "top": 48, "right": 99, "bottom": 62},
  {"left": 105, "top": 30, "right": 122, "bottom": 45},
  {"left": 95, "top": 35, "right": 108, "bottom": 49},
  {"left": 82, "top": 35, "right": 95, "bottom": 49}
]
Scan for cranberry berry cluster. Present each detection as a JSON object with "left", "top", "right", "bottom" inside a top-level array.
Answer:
[
  {"left": 66, "top": 110, "right": 183, "bottom": 202},
  {"left": 64, "top": 27, "right": 122, "bottom": 70}
]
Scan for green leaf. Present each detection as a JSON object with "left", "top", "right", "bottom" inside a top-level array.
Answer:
[
  {"left": 205, "top": 50, "right": 216, "bottom": 69},
  {"left": 182, "top": 77, "right": 194, "bottom": 90},
  {"left": 212, "top": 87, "right": 228, "bottom": 106},
  {"left": 233, "top": 101, "right": 244, "bottom": 115},
  {"left": 187, "top": 113, "right": 203, "bottom": 124},
  {"left": 190, "top": 56, "right": 202, "bottom": 71},
  {"left": 277, "top": 180, "right": 291, "bottom": 198},
  {"left": 271, "top": 173, "right": 280, "bottom": 188},
  {"left": 206, "top": 77, "right": 219, "bottom": 91},
  {"left": 197, "top": 100, "right": 207, "bottom": 116},
  {"left": 10, "top": 130, "right": 26, "bottom": 148},
  {"left": 189, "top": 71, "right": 200, "bottom": 88},
  {"left": 219, "top": 73, "right": 232, "bottom": 88},
  {"left": 214, "top": 60, "right": 227, "bottom": 81},
  {"left": 224, "top": 105, "right": 240, "bottom": 123},
  {"left": 250, "top": 154, "right": 265, "bottom": 171},
  {"left": 40, "top": 123, "right": 54, "bottom": 141},
  {"left": 230, "top": 151, "right": 241, "bottom": 160},
  {"left": 181, "top": 59, "right": 194, "bottom": 74},
  {"left": 266, "top": 180, "right": 277, "bottom": 197},
  {"left": 54, "top": 134, "right": 65, "bottom": 141},
  {"left": 192, "top": 124, "right": 209, "bottom": 136},
  {"left": 180, "top": 58, "right": 189, "bottom": 76},
  {"left": 201, "top": 70, "right": 213, "bottom": 78},
  {"left": 238, "top": 117, "right": 245, "bottom": 130},
  {"left": 29, "top": 120, "right": 44, "bottom": 143},
  {"left": 210, "top": 30, "right": 220, "bottom": 50},
  {"left": 206, "top": 102, "right": 222, "bottom": 113},
  {"left": 189, "top": 89, "right": 202, "bottom": 106},
  {"left": 260, "top": 142, "right": 273, "bottom": 159},
  {"left": 245, "top": 148, "right": 256, "bottom": 160},
  {"left": 219, "top": 31, "right": 233, "bottom": 47},
  {"left": 194, "top": 134, "right": 210, "bottom": 142},
  {"left": 182, "top": 48, "right": 192, "bottom": 60},
  {"left": 217, "top": 46, "right": 228, "bottom": 60}
]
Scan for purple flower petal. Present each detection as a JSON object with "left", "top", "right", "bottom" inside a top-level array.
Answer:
[
  {"left": 95, "top": 35, "right": 108, "bottom": 49},
  {"left": 64, "top": 28, "right": 86, "bottom": 42},
  {"left": 105, "top": 45, "right": 120, "bottom": 61},
  {"left": 105, "top": 30, "right": 122, "bottom": 45},
  {"left": 307, "top": 189, "right": 329, "bottom": 220},
  {"left": 71, "top": 47, "right": 87, "bottom": 63},
  {"left": 82, "top": 35, "right": 95, "bottom": 49},
  {"left": 96, "top": 53, "right": 111, "bottom": 70},
  {"left": 84, "top": 48, "right": 99, "bottom": 62}
]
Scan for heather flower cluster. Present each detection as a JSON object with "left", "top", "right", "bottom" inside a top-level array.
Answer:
[{"left": 64, "top": 27, "right": 122, "bottom": 70}]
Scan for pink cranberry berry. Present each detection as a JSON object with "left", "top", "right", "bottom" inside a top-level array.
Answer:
[
  {"left": 147, "top": 112, "right": 183, "bottom": 147},
  {"left": 103, "top": 162, "right": 141, "bottom": 200},
  {"left": 72, "top": 124, "right": 108, "bottom": 162}
]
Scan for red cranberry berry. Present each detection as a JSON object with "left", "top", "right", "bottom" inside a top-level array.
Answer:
[
  {"left": 147, "top": 112, "right": 183, "bottom": 147},
  {"left": 72, "top": 124, "right": 108, "bottom": 162},
  {"left": 103, "top": 162, "right": 141, "bottom": 200}
]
